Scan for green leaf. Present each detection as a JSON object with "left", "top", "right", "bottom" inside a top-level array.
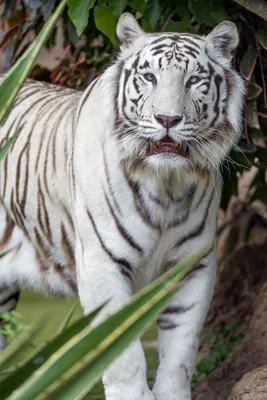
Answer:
[
  {"left": 0, "top": 246, "right": 18, "bottom": 259},
  {"left": 0, "top": 316, "right": 46, "bottom": 373},
  {"left": 44, "top": 293, "right": 175, "bottom": 400},
  {"left": 189, "top": 0, "right": 227, "bottom": 27},
  {"left": 240, "top": 45, "right": 257, "bottom": 81},
  {"left": 145, "top": 0, "right": 160, "bottom": 29},
  {"left": 67, "top": 0, "right": 96, "bottom": 37},
  {"left": 128, "top": 0, "right": 147, "bottom": 15},
  {"left": 9, "top": 245, "right": 212, "bottom": 400},
  {"left": 94, "top": 5, "right": 117, "bottom": 44},
  {"left": 210, "top": 8, "right": 229, "bottom": 24},
  {"left": 257, "top": 21, "right": 267, "bottom": 51},
  {"left": 0, "top": 307, "right": 102, "bottom": 399},
  {"left": 57, "top": 301, "right": 79, "bottom": 334},
  {"left": 163, "top": 20, "right": 191, "bottom": 34},
  {"left": 0, "top": 0, "right": 67, "bottom": 125},
  {"left": 110, "top": 0, "right": 126, "bottom": 18},
  {"left": 0, "top": 134, "right": 17, "bottom": 162},
  {"left": 163, "top": 3, "right": 191, "bottom": 33}
]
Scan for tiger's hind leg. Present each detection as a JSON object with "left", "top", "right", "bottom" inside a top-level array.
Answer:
[
  {"left": 0, "top": 206, "right": 21, "bottom": 352},
  {"left": 0, "top": 285, "right": 20, "bottom": 352},
  {"left": 0, "top": 204, "right": 75, "bottom": 349}
]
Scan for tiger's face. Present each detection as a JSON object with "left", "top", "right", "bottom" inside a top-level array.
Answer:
[{"left": 115, "top": 14, "right": 244, "bottom": 175}]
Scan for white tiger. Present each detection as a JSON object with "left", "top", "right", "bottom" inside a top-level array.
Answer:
[{"left": 0, "top": 13, "right": 244, "bottom": 400}]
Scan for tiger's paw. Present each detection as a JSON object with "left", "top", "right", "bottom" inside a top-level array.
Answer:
[
  {"left": 153, "top": 386, "right": 191, "bottom": 400},
  {"left": 105, "top": 384, "right": 155, "bottom": 400}
]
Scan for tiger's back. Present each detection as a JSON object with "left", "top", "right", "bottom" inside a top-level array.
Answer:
[{"left": 0, "top": 80, "right": 82, "bottom": 296}]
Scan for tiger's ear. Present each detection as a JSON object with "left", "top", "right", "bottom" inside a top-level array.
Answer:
[
  {"left": 206, "top": 21, "right": 239, "bottom": 59},
  {"left": 116, "top": 13, "right": 145, "bottom": 47}
]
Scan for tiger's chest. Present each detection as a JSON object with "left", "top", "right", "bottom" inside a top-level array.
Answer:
[{"left": 89, "top": 172, "right": 215, "bottom": 291}]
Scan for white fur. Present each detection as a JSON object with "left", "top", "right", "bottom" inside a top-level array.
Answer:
[{"left": 0, "top": 15, "right": 245, "bottom": 400}]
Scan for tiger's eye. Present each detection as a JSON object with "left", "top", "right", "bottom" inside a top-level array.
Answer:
[
  {"left": 189, "top": 76, "right": 201, "bottom": 84},
  {"left": 143, "top": 73, "right": 156, "bottom": 83}
]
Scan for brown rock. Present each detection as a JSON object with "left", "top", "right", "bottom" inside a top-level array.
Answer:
[
  {"left": 228, "top": 365, "right": 267, "bottom": 400},
  {"left": 193, "top": 282, "right": 267, "bottom": 400}
]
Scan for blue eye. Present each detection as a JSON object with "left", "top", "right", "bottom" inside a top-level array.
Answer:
[
  {"left": 143, "top": 73, "right": 156, "bottom": 83},
  {"left": 188, "top": 76, "right": 201, "bottom": 84}
]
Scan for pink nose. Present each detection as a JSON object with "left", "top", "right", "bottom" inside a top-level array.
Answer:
[{"left": 155, "top": 114, "right": 183, "bottom": 128}]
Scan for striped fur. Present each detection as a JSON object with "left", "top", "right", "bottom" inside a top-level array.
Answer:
[{"left": 0, "top": 14, "right": 244, "bottom": 400}]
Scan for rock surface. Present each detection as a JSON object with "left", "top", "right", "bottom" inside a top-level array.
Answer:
[
  {"left": 228, "top": 365, "right": 267, "bottom": 400},
  {"left": 193, "top": 199, "right": 267, "bottom": 400},
  {"left": 193, "top": 282, "right": 267, "bottom": 400}
]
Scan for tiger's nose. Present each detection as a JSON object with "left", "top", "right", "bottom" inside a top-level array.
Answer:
[{"left": 155, "top": 114, "right": 183, "bottom": 129}]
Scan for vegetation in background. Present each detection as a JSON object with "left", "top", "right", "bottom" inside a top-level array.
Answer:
[
  {"left": 0, "top": 0, "right": 267, "bottom": 397},
  {"left": 192, "top": 322, "right": 244, "bottom": 388},
  {"left": 1, "top": 0, "right": 267, "bottom": 209},
  {"left": 0, "top": 312, "right": 25, "bottom": 342}
]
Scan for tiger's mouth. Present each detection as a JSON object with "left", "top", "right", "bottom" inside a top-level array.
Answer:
[{"left": 148, "top": 137, "right": 189, "bottom": 157}]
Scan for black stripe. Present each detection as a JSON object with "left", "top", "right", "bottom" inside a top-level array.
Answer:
[
  {"left": 179, "top": 36, "right": 202, "bottom": 48},
  {"left": 34, "top": 103, "right": 57, "bottom": 170},
  {"left": 146, "top": 189, "right": 169, "bottom": 209},
  {"left": 114, "top": 60, "right": 125, "bottom": 122},
  {"left": 193, "top": 179, "right": 209, "bottom": 211},
  {"left": 183, "top": 44, "right": 199, "bottom": 54},
  {"left": 87, "top": 208, "right": 133, "bottom": 277},
  {"left": 10, "top": 187, "right": 26, "bottom": 234},
  {"left": 77, "top": 77, "right": 99, "bottom": 120},
  {"left": 184, "top": 50, "right": 197, "bottom": 59},
  {"left": 157, "top": 319, "right": 180, "bottom": 330},
  {"left": 0, "top": 290, "right": 20, "bottom": 307},
  {"left": 126, "top": 178, "right": 158, "bottom": 229},
  {"left": 183, "top": 262, "right": 209, "bottom": 280},
  {"left": 150, "top": 35, "right": 176, "bottom": 46},
  {"left": 43, "top": 133, "right": 53, "bottom": 201},
  {"left": 104, "top": 188, "right": 143, "bottom": 253},
  {"left": 103, "top": 145, "right": 122, "bottom": 216},
  {"left": 37, "top": 178, "right": 53, "bottom": 246},
  {"left": 211, "top": 74, "right": 222, "bottom": 127},
  {"left": 162, "top": 304, "right": 195, "bottom": 315},
  {"left": 174, "top": 189, "right": 214, "bottom": 248}
]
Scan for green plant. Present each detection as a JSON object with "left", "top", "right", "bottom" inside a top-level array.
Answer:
[
  {"left": 0, "top": 235, "right": 212, "bottom": 399},
  {"left": 0, "top": 311, "right": 25, "bottom": 342},
  {"left": 192, "top": 321, "right": 244, "bottom": 388},
  {"left": 0, "top": 1, "right": 265, "bottom": 397},
  {"left": 2, "top": 0, "right": 267, "bottom": 208},
  {"left": 0, "top": 0, "right": 67, "bottom": 124}
]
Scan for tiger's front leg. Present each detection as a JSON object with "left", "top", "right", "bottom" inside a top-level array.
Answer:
[
  {"left": 76, "top": 242, "right": 155, "bottom": 400},
  {"left": 153, "top": 251, "right": 216, "bottom": 400}
]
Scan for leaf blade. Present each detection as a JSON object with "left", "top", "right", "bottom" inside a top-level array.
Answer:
[
  {"left": 0, "top": 0, "right": 67, "bottom": 124},
  {"left": 94, "top": 5, "right": 117, "bottom": 44},
  {"left": 67, "top": 0, "right": 96, "bottom": 37},
  {"left": 9, "top": 244, "right": 212, "bottom": 400}
]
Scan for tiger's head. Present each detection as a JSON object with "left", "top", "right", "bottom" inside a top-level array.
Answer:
[{"left": 114, "top": 13, "right": 245, "bottom": 176}]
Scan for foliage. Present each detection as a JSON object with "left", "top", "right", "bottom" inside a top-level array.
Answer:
[
  {"left": 0, "top": 1, "right": 266, "bottom": 397},
  {"left": 1, "top": 0, "right": 267, "bottom": 207},
  {"left": 192, "top": 321, "right": 244, "bottom": 388},
  {"left": 0, "top": 0, "right": 67, "bottom": 124},
  {"left": 0, "top": 312, "right": 25, "bottom": 341}
]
